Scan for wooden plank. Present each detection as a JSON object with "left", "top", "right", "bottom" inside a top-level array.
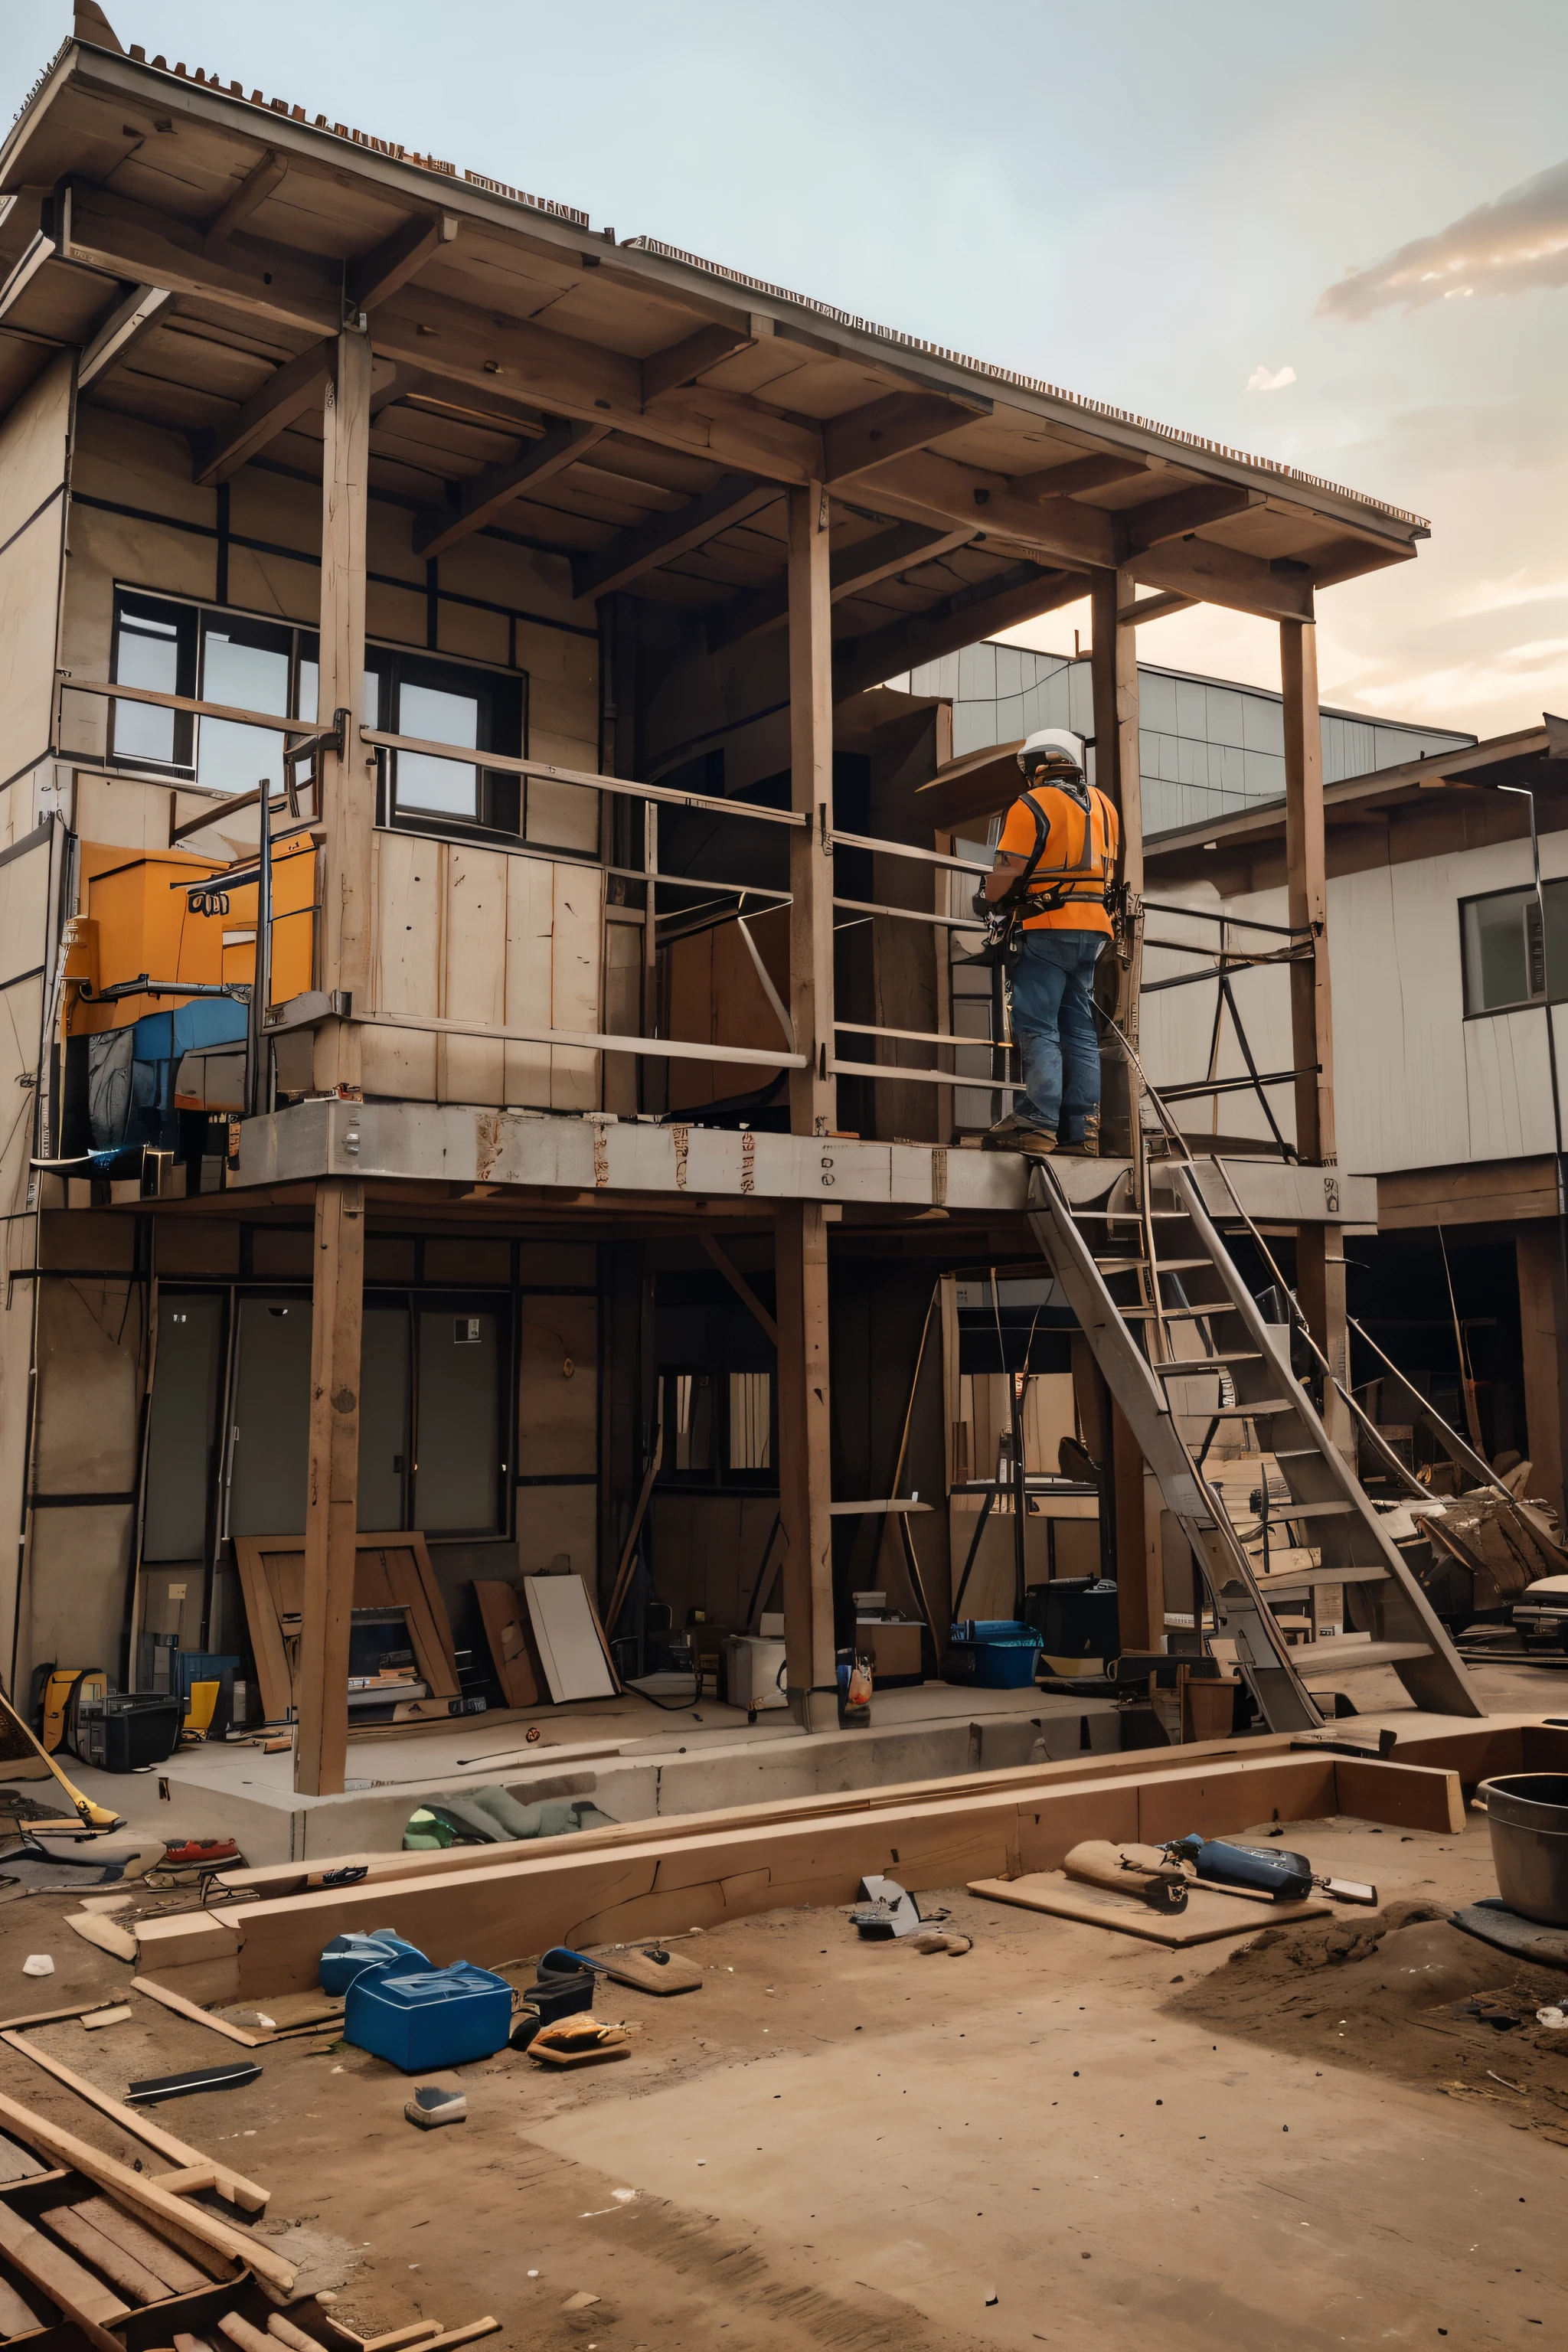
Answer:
[
  {"left": 701, "top": 1235, "right": 779, "bottom": 1346},
  {"left": 0, "top": 2200, "right": 129, "bottom": 2345},
  {"left": 503, "top": 853, "right": 553, "bottom": 1109},
  {"left": 295, "top": 1176, "right": 366, "bottom": 1798},
  {"left": 64, "top": 1913, "right": 136, "bottom": 1963},
  {"left": 413, "top": 420, "right": 609, "bottom": 560},
  {"left": 1122, "top": 483, "right": 1263, "bottom": 554},
  {"left": 776, "top": 1201, "right": 835, "bottom": 1707},
  {"left": 377, "top": 1540, "right": 459, "bottom": 1699},
  {"left": 439, "top": 844, "right": 507, "bottom": 1106},
  {"left": 66, "top": 2198, "right": 207, "bottom": 2298},
  {"left": 0, "top": 2272, "right": 42, "bottom": 2336},
  {"left": 570, "top": 473, "right": 779, "bottom": 603},
  {"left": 1515, "top": 1227, "right": 1566, "bottom": 1525},
  {"left": 233, "top": 1537, "right": 293, "bottom": 1727},
  {"left": 0, "top": 2033, "right": 268, "bottom": 2214},
  {"left": 44, "top": 2205, "right": 168, "bottom": 2305},
  {"left": 1009, "top": 452, "right": 1150, "bottom": 501},
  {"left": 831, "top": 563, "right": 1086, "bottom": 706},
  {"left": 77, "top": 283, "right": 172, "bottom": 390},
  {"left": 0, "top": 2092, "right": 289, "bottom": 2290},
  {"left": 130, "top": 1979, "right": 270, "bottom": 2049},
  {"left": 474, "top": 1580, "right": 537, "bottom": 1710},
  {"left": 1132, "top": 532, "right": 1315, "bottom": 623},
  {"left": 549, "top": 858, "right": 601, "bottom": 1112},
  {"left": 707, "top": 521, "right": 975, "bottom": 654},
  {"left": 0, "top": 2004, "right": 125, "bottom": 2033},
  {"left": 969, "top": 1870, "right": 1329, "bottom": 1945}
]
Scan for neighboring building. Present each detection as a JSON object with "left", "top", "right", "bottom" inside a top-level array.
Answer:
[{"left": 892, "top": 642, "right": 1473, "bottom": 837}]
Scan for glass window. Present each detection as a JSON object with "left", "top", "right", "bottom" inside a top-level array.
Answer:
[
  {"left": 1460, "top": 882, "right": 1568, "bottom": 1014},
  {"left": 398, "top": 678, "right": 481, "bottom": 815},
  {"left": 199, "top": 619, "right": 291, "bottom": 799},
  {"left": 110, "top": 596, "right": 195, "bottom": 767}
]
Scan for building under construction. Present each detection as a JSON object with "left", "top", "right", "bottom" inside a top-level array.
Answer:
[{"left": 0, "top": 11, "right": 1542, "bottom": 1809}]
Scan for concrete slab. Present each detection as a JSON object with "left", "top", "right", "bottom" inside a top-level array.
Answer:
[{"left": 64, "top": 1681, "right": 1119, "bottom": 1864}]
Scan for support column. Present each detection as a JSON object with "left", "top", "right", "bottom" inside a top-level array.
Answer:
[
  {"left": 312, "top": 326, "right": 373, "bottom": 1094},
  {"left": 295, "top": 1175, "right": 364, "bottom": 1796},
  {"left": 776, "top": 1203, "right": 836, "bottom": 1718},
  {"left": 1281, "top": 618, "right": 1351, "bottom": 1454},
  {"left": 787, "top": 483, "right": 835, "bottom": 1137},
  {"left": 1517, "top": 1223, "right": 1568, "bottom": 1524}
]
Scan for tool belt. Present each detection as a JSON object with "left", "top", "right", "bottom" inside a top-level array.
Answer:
[{"left": 961, "top": 792, "right": 1111, "bottom": 972}]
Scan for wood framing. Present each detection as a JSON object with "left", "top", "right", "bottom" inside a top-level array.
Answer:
[
  {"left": 412, "top": 418, "right": 609, "bottom": 558},
  {"left": 314, "top": 325, "right": 373, "bottom": 1093},
  {"left": 236, "top": 1526, "right": 456, "bottom": 1728},
  {"left": 1517, "top": 1225, "right": 1568, "bottom": 1525},
  {"left": 570, "top": 472, "right": 779, "bottom": 601},
  {"left": 203, "top": 148, "right": 288, "bottom": 250},
  {"left": 190, "top": 335, "right": 335, "bottom": 487},
  {"left": 787, "top": 482, "right": 835, "bottom": 1135},
  {"left": 295, "top": 1178, "right": 367, "bottom": 1796},
  {"left": 776, "top": 1200, "right": 836, "bottom": 1704}
]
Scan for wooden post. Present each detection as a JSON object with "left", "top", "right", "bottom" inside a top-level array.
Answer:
[
  {"left": 1517, "top": 1224, "right": 1568, "bottom": 1524},
  {"left": 787, "top": 483, "right": 835, "bottom": 1137},
  {"left": 1280, "top": 618, "right": 1351, "bottom": 1455},
  {"left": 295, "top": 1176, "right": 364, "bottom": 1797},
  {"left": 312, "top": 326, "right": 373, "bottom": 1093},
  {"left": 776, "top": 1203, "right": 836, "bottom": 1718}
]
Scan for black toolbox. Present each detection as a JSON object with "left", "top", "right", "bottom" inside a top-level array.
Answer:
[{"left": 74, "top": 1694, "right": 182, "bottom": 1772}]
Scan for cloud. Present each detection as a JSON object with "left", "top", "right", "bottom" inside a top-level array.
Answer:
[
  {"left": 1244, "top": 363, "right": 1295, "bottom": 391},
  {"left": 1320, "top": 157, "right": 1568, "bottom": 318}
]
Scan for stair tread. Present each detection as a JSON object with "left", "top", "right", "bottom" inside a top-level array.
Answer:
[
  {"left": 1122, "top": 1303, "right": 1243, "bottom": 1321},
  {"left": 1292, "top": 1638, "right": 1435, "bottom": 1669},
  {"left": 1207, "top": 1397, "right": 1302, "bottom": 1417},
  {"left": 1158, "top": 1352, "right": 1261, "bottom": 1371},
  {"left": 1245, "top": 1562, "right": 1393, "bottom": 1589},
  {"left": 1241, "top": 1498, "right": 1356, "bottom": 1521}
]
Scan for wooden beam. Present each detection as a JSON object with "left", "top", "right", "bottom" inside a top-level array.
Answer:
[
  {"left": 77, "top": 282, "right": 172, "bottom": 389},
  {"left": 346, "top": 212, "right": 459, "bottom": 314},
  {"left": 776, "top": 1202, "right": 836, "bottom": 1709},
  {"left": 1130, "top": 534, "right": 1314, "bottom": 622},
  {"left": 1281, "top": 616, "right": 1349, "bottom": 1460},
  {"left": 1517, "top": 1228, "right": 1568, "bottom": 1527},
  {"left": 1122, "top": 482, "right": 1265, "bottom": 555},
  {"left": 413, "top": 418, "right": 609, "bottom": 558},
  {"left": 314, "top": 327, "right": 374, "bottom": 1092},
  {"left": 0, "top": 2032, "right": 267, "bottom": 2212},
  {"left": 865, "top": 449, "right": 1118, "bottom": 571},
  {"left": 1009, "top": 452, "right": 1152, "bottom": 501},
  {"left": 701, "top": 1234, "right": 779, "bottom": 1346},
  {"left": 189, "top": 335, "right": 333, "bottom": 486},
  {"left": 0, "top": 233, "right": 56, "bottom": 324},
  {"left": 788, "top": 482, "right": 835, "bottom": 1137},
  {"left": 62, "top": 181, "right": 338, "bottom": 339},
  {"left": 570, "top": 471, "right": 779, "bottom": 601},
  {"left": 642, "top": 321, "right": 756, "bottom": 406},
  {"left": 204, "top": 149, "right": 288, "bottom": 250},
  {"left": 295, "top": 1176, "right": 365, "bottom": 1798},
  {"left": 707, "top": 521, "right": 975, "bottom": 653},
  {"left": 1090, "top": 569, "right": 1142, "bottom": 1160},
  {"left": 831, "top": 561, "right": 1087, "bottom": 704},
  {"left": 1123, "top": 590, "right": 1194, "bottom": 626},
  {"left": 823, "top": 391, "right": 988, "bottom": 487}
]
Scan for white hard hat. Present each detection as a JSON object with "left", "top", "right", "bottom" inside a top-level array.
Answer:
[{"left": 1017, "top": 727, "right": 1085, "bottom": 776}]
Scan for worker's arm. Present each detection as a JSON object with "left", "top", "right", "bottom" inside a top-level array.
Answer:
[{"left": 983, "top": 848, "right": 1027, "bottom": 904}]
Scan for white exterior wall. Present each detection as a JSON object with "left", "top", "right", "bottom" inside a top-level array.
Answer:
[{"left": 1142, "top": 829, "right": 1565, "bottom": 1175}]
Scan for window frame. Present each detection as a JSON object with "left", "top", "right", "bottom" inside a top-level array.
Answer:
[
  {"left": 106, "top": 586, "right": 530, "bottom": 844},
  {"left": 1458, "top": 880, "right": 1568, "bottom": 1018}
]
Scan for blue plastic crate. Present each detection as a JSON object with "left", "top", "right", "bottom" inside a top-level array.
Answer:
[
  {"left": 943, "top": 1622, "right": 1043, "bottom": 1690},
  {"left": 344, "top": 1959, "right": 513, "bottom": 2072}
]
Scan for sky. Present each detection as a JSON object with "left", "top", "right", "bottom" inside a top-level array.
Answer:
[{"left": 5, "top": 1, "right": 1566, "bottom": 737}]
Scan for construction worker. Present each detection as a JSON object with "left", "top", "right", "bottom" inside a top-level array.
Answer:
[{"left": 977, "top": 727, "right": 1119, "bottom": 1156}]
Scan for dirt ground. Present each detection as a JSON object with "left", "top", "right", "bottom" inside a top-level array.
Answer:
[{"left": 0, "top": 1788, "right": 1561, "bottom": 2352}]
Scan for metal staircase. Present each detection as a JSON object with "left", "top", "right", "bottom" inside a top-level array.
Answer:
[{"left": 1026, "top": 1097, "right": 1483, "bottom": 1733}]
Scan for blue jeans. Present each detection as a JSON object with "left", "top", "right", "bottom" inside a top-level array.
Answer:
[{"left": 1009, "top": 929, "right": 1106, "bottom": 1139}]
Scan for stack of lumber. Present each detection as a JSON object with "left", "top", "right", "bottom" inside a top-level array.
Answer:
[{"left": 121, "top": 1720, "right": 1568, "bottom": 2004}]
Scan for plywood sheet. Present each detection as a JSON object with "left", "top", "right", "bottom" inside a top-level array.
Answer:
[
  {"left": 524, "top": 1574, "right": 616, "bottom": 1704},
  {"left": 969, "top": 1870, "right": 1330, "bottom": 1945},
  {"left": 474, "top": 1579, "right": 538, "bottom": 1709},
  {"left": 234, "top": 1531, "right": 459, "bottom": 1723}
]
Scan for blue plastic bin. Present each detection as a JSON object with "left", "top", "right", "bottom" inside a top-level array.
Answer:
[
  {"left": 319, "top": 1929, "right": 430, "bottom": 1996},
  {"left": 344, "top": 1960, "right": 513, "bottom": 2072},
  {"left": 943, "top": 1622, "right": 1044, "bottom": 1690}
]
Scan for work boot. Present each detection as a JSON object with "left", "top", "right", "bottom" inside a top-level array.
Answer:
[
  {"left": 1057, "top": 1112, "right": 1100, "bottom": 1159},
  {"left": 982, "top": 1112, "right": 1057, "bottom": 1156}
]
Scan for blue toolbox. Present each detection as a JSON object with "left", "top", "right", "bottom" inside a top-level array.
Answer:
[
  {"left": 319, "top": 1929, "right": 430, "bottom": 1995},
  {"left": 344, "top": 1958, "right": 514, "bottom": 2071},
  {"left": 942, "top": 1620, "right": 1044, "bottom": 1690}
]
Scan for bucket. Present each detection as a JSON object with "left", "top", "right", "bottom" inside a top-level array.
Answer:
[{"left": 1476, "top": 1772, "right": 1568, "bottom": 1926}]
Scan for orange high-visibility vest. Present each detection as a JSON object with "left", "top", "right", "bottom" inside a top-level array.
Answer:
[{"left": 996, "top": 780, "right": 1120, "bottom": 934}]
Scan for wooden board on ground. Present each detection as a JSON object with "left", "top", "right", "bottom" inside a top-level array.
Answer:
[
  {"left": 969, "top": 1869, "right": 1331, "bottom": 1945},
  {"left": 524, "top": 1575, "right": 616, "bottom": 1704},
  {"left": 64, "top": 1913, "right": 137, "bottom": 1962},
  {"left": 0, "top": 2032, "right": 269, "bottom": 2212},
  {"left": 134, "top": 1747, "right": 1469, "bottom": 2001},
  {"left": 132, "top": 1978, "right": 270, "bottom": 2047},
  {"left": 474, "top": 1580, "right": 538, "bottom": 1710},
  {"left": 234, "top": 1530, "right": 459, "bottom": 1722}
]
